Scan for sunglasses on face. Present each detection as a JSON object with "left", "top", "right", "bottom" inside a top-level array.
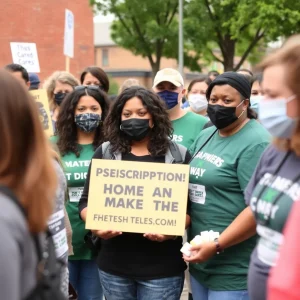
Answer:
[{"left": 75, "top": 85, "right": 104, "bottom": 92}]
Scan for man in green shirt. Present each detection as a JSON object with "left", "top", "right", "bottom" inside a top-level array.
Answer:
[{"left": 153, "top": 68, "right": 208, "bottom": 149}]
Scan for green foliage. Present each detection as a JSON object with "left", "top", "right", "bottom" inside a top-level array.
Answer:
[
  {"left": 91, "top": 0, "right": 179, "bottom": 74},
  {"left": 91, "top": 0, "right": 300, "bottom": 72},
  {"left": 184, "top": 0, "right": 300, "bottom": 71},
  {"left": 107, "top": 75, "right": 119, "bottom": 95}
]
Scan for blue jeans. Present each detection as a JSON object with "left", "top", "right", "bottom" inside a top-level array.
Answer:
[
  {"left": 190, "top": 275, "right": 249, "bottom": 300},
  {"left": 69, "top": 260, "right": 103, "bottom": 300},
  {"left": 99, "top": 269, "right": 184, "bottom": 300}
]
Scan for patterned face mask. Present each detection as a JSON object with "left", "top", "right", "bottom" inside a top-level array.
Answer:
[{"left": 74, "top": 113, "right": 101, "bottom": 132}]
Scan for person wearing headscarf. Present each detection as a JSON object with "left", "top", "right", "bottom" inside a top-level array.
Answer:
[{"left": 183, "top": 72, "right": 271, "bottom": 300}]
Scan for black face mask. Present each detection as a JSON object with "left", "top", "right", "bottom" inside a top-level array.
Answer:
[
  {"left": 207, "top": 102, "right": 243, "bottom": 129},
  {"left": 54, "top": 92, "right": 67, "bottom": 106},
  {"left": 120, "top": 118, "right": 151, "bottom": 141}
]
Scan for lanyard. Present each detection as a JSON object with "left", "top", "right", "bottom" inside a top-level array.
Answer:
[
  {"left": 254, "top": 151, "right": 300, "bottom": 226},
  {"left": 188, "top": 129, "right": 218, "bottom": 164}
]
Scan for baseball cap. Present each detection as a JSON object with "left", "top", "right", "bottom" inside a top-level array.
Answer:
[
  {"left": 153, "top": 68, "right": 184, "bottom": 88},
  {"left": 29, "top": 73, "right": 40, "bottom": 90}
]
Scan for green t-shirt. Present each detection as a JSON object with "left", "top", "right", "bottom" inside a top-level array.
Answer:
[
  {"left": 50, "top": 136, "right": 95, "bottom": 260},
  {"left": 188, "top": 120, "right": 271, "bottom": 290},
  {"left": 171, "top": 111, "right": 207, "bottom": 149}
]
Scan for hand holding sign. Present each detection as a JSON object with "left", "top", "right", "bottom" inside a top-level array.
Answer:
[
  {"left": 143, "top": 233, "right": 175, "bottom": 242},
  {"left": 92, "top": 229, "right": 122, "bottom": 240},
  {"left": 86, "top": 160, "right": 190, "bottom": 236}
]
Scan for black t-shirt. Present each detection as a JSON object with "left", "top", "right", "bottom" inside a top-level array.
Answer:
[{"left": 79, "top": 147, "right": 191, "bottom": 280}]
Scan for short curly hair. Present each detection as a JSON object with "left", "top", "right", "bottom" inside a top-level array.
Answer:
[
  {"left": 104, "top": 86, "right": 173, "bottom": 156},
  {"left": 56, "top": 88, "right": 110, "bottom": 157}
]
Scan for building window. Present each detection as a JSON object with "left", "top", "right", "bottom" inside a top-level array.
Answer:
[{"left": 102, "top": 49, "right": 109, "bottom": 67}]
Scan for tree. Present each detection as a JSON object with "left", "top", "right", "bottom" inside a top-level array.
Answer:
[
  {"left": 91, "top": 0, "right": 179, "bottom": 76},
  {"left": 184, "top": 0, "right": 300, "bottom": 71}
]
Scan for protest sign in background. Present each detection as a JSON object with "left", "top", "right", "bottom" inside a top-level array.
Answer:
[
  {"left": 86, "top": 159, "right": 190, "bottom": 236},
  {"left": 10, "top": 42, "right": 40, "bottom": 73},
  {"left": 30, "top": 89, "right": 53, "bottom": 137}
]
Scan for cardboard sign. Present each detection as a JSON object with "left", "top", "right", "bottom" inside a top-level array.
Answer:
[
  {"left": 64, "top": 9, "right": 74, "bottom": 58},
  {"left": 10, "top": 42, "right": 40, "bottom": 73},
  {"left": 30, "top": 89, "right": 54, "bottom": 137},
  {"left": 86, "top": 159, "right": 190, "bottom": 236}
]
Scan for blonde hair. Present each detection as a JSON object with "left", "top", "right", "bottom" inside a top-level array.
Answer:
[
  {"left": 0, "top": 70, "right": 57, "bottom": 233},
  {"left": 259, "top": 34, "right": 300, "bottom": 156},
  {"left": 43, "top": 71, "right": 79, "bottom": 110},
  {"left": 119, "top": 78, "right": 140, "bottom": 94}
]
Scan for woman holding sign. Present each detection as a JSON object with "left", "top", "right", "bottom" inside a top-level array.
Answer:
[
  {"left": 79, "top": 86, "right": 191, "bottom": 300},
  {"left": 184, "top": 72, "right": 270, "bottom": 300},
  {"left": 51, "top": 86, "right": 110, "bottom": 300}
]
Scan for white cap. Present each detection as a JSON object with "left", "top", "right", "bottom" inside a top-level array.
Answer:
[{"left": 153, "top": 68, "right": 184, "bottom": 88}]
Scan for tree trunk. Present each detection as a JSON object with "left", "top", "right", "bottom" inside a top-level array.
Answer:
[
  {"left": 222, "top": 35, "right": 235, "bottom": 71},
  {"left": 151, "top": 60, "right": 161, "bottom": 81}
]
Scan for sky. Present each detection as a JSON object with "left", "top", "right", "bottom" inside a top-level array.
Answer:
[{"left": 94, "top": 13, "right": 114, "bottom": 23}]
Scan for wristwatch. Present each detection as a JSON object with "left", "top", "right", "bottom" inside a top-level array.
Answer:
[{"left": 214, "top": 238, "right": 224, "bottom": 254}]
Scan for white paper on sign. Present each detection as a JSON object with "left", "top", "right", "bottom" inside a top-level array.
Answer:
[
  {"left": 10, "top": 42, "right": 40, "bottom": 73},
  {"left": 64, "top": 9, "right": 74, "bottom": 58}
]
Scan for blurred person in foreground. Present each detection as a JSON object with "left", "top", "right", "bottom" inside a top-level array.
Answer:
[
  {"left": 245, "top": 35, "right": 300, "bottom": 300},
  {"left": 0, "top": 69, "right": 57, "bottom": 299}
]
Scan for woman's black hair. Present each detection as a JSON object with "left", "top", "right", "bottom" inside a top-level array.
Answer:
[
  {"left": 187, "top": 76, "right": 212, "bottom": 93},
  {"left": 104, "top": 86, "right": 173, "bottom": 156},
  {"left": 56, "top": 88, "right": 110, "bottom": 157},
  {"left": 80, "top": 66, "right": 110, "bottom": 93}
]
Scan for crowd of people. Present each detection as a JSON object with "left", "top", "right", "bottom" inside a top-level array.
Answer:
[{"left": 0, "top": 34, "right": 299, "bottom": 300}]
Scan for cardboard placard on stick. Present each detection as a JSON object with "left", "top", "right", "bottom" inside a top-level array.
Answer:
[
  {"left": 86, "top": 159, "right": 190, "bottom": 236},
  {"left": 30, "top": 89, "right": 54, "bottom": 137}
]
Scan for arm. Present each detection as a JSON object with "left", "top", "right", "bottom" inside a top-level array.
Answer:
[
  {"left": 184, "top": 144, "right": 268, "bottom": 263},
  {"left": 0, "top": 222, "right": 21, "bottom": 300},
  {"left": 184, "top": 207, "right": 256, "bottom": 263}
]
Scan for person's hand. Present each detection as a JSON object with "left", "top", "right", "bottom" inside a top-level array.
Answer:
[
  {"left": 183, "top": 242, "right": 217, "bottom": 263},
  {"left": 143, "top": 233, "right": 175, "bottom": 242},
  {"left": 91, "top": 230, "right": 122, "bottom": 240}
]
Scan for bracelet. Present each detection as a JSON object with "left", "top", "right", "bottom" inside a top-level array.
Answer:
[{"left": 214, "top": 238, "right": 224, "bottom": 254}]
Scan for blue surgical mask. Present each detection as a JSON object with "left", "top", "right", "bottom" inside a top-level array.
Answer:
[
  {"left": 157, "top": 90, "right": 179, "bottom": 109},
  {"left": 250, "top": 95, "right": 264, "bottom": 114},
  {"left": 259, "top": 96, "right": 298, "bottom": 138}
]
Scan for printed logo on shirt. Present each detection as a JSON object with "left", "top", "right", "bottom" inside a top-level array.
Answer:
[
  {"left": 250, "top": 172, "right": 300, "bottom": 266},
  {"left": 64, "top": 159, "right": 90, "bottom": 181},
  {"left": 195, "top": 151, "right": 224, "bottom": 168},
  {"left": 250, "top": 172, "right": 300, "bottom": 220},
  {"left": 172, "top": 135, "right": 183, "bottom": 143}
]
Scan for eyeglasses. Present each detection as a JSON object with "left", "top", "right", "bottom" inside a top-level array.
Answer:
[{"left": 75, "top": 85, "right": 104, "bottom": 92}]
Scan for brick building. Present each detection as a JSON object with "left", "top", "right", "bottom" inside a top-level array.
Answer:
[{"left": 0, "top": 0, "right": 94, "bottom": 81}]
